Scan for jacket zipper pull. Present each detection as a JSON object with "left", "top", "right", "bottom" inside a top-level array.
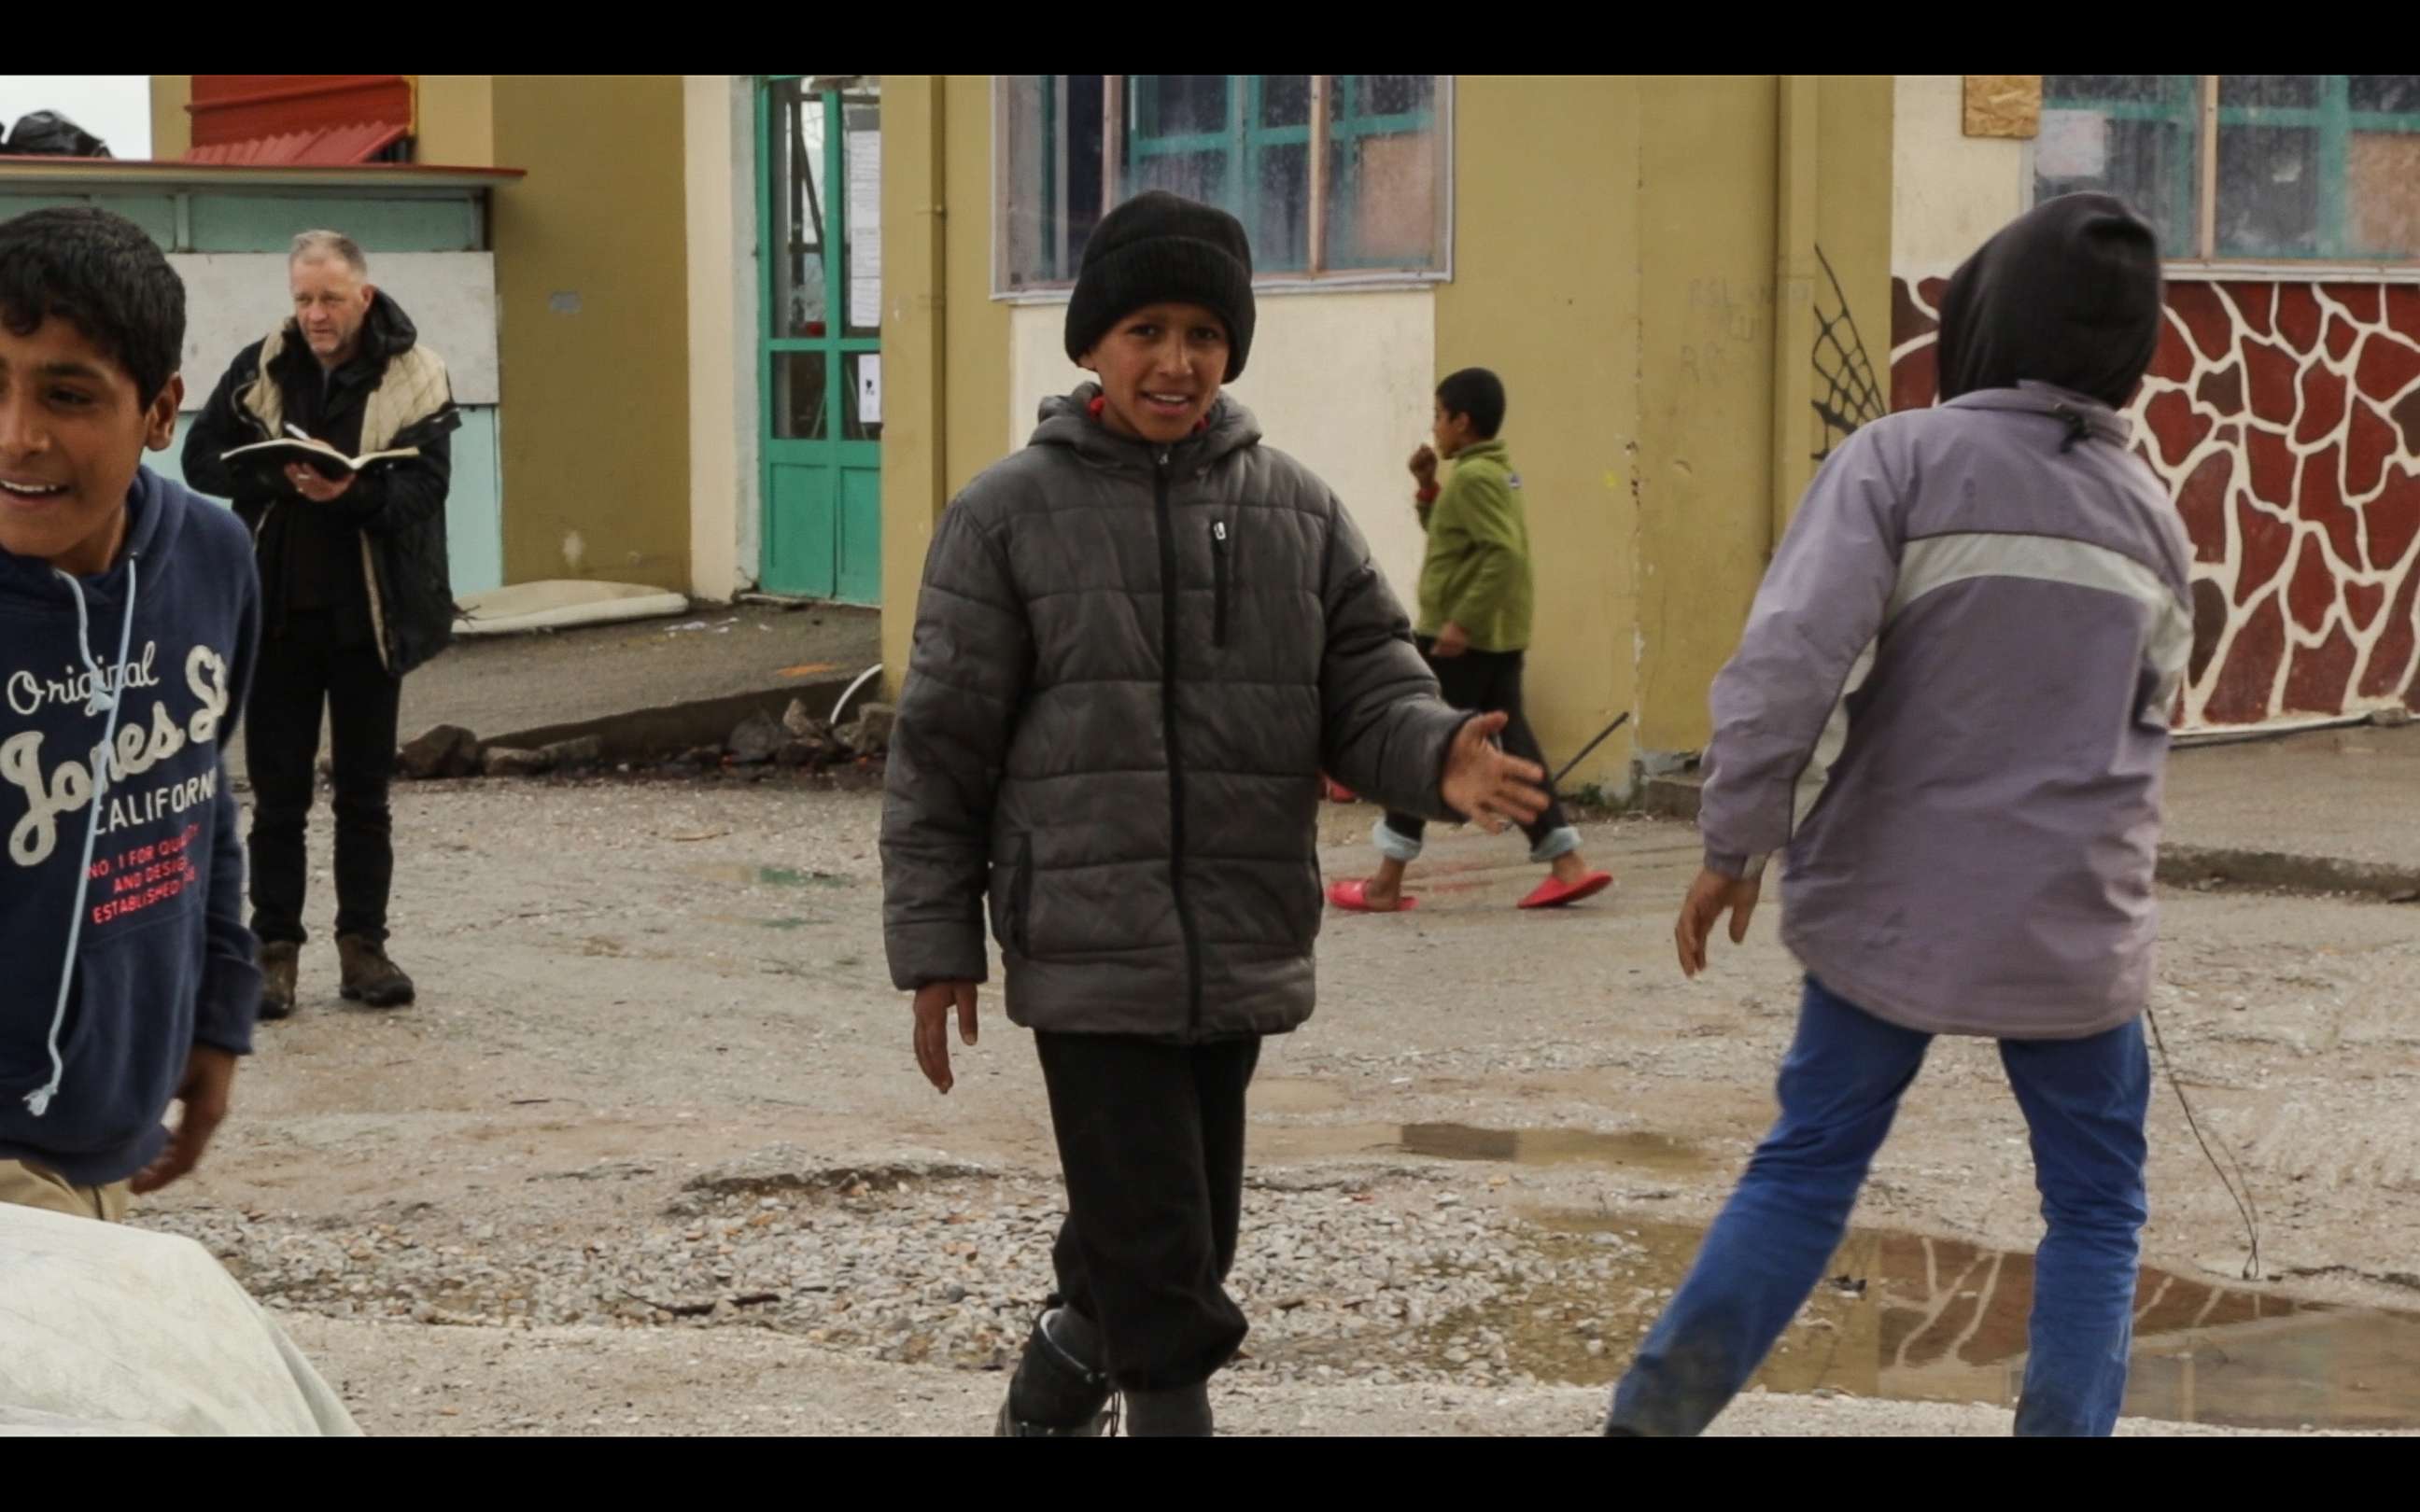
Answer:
[{"left": 1211, "top": 520, "right": 1231, "bottom": 648}]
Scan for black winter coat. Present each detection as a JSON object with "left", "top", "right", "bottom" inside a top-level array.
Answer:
[{"left": 881, "top": 389, "right": 1470, "bottom": 1041}]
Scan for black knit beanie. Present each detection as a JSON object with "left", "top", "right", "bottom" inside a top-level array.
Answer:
[{"left": 1064, "top": 191, "right": 1256, "bottom": 382}]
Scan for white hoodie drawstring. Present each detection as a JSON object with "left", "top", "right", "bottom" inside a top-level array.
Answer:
[{"left": 24, "top": 556, "right": 139, "bottom": 1119}]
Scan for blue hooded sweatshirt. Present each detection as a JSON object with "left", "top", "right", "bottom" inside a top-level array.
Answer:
[{"left": 0, "top": 468, "right": 261, "bottom": 1187}]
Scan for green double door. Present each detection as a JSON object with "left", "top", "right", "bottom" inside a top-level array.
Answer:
[{"left": 759, "top": 76, "right": 881, "bottom": 602}]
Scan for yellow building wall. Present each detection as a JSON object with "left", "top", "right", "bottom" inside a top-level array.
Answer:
[
  {"left": 879, "top": 75, "right": 1014, "bottom": 695},
  {"left": 490, "top": 75, "right": 692, "bottom": 589},
  {"left": 943, "top": 77, "right": 1013, "bottom": 506},
  {"left": 1437, "top": 76, "right": 1644, "bottom": 793},
  {"left": 149, "top": 77, "right": 191, "bottom": 161},
  {"left": 1629, "top": 75, "right": 1894, "bottom": 757},
  {"left": 1442, "top": 75, "right": 1894, "bottom": 766},
  {"left": 415, "top": 76, "right": 496, "bottom": 168},
  {"left": 1631, "top": 76, "right": 1783, "bottom": 759},
  {"left": 879, "top": 76, "right": 948, "bottom": 684}
]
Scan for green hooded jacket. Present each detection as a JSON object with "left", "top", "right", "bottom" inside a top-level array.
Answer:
[{"left": 1415, "top": 438, "right": 1533, "bottom": 652}]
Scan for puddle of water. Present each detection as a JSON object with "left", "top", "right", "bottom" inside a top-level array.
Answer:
[
  {"left": 1259, "top": 1122, "right": 1708, "bottom": 1177},
  {"left": 686, "top": 864, "right": 851, "bottom": 889},
  {"left": 1498, "top": 1211, "right": 2420, "bottom": 1431}
]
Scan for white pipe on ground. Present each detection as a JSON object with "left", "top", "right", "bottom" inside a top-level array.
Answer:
[{"left": 832, "top": 664, "right": 884, "bottom": 727}]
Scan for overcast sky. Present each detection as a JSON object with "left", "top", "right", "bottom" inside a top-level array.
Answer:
[{"left": 0, "top": 77, "right": 152, "bottom": 159}]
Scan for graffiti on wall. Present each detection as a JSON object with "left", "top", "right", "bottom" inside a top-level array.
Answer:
[
  {"left": 1892, "top": 275, "right": 2420, "bottom": 728},
  {"left": 1813, "top": 247, "right": 1889, "bottom": 462}
]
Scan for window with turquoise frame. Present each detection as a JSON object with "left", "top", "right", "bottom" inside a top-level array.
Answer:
[
  {"left": 1323, "top": 75, "right": 1440, "bottom": 270},
  {"left": 2038, "top": 75, "right": 2420, "bottom": 261},
  {"left": 995, "top": 75, "right": 1448, "bottom": 291}
]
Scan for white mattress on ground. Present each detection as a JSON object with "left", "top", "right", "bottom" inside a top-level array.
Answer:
[{"left": 0, "top": 1202, "right": 360, "bottom": 1437}]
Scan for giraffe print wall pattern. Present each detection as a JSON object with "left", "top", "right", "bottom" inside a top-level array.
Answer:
[{"left": 1892, "top": 276, "right": 2420, "bottom": 731}]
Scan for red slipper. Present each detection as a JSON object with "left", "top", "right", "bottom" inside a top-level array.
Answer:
[
  {"left": 1328, "top": 878, "right": 1417, "bottom": 914},
  {"left": 1519, "top": 872, "right": 1613, "bottom": 910},
  {"left": 1323, "top": 777, "right": 1358, "bottom": 804}
]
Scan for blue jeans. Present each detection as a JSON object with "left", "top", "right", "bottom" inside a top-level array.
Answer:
[{"left": 1606, "top": 977, "right": 2150, "bottom": 1437}]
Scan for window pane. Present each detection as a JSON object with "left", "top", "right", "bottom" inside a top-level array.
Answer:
[
  {"left": 1126, "top": 77, "right": 1234, "bottom": 251},
  {"left": 770, "top": 80, "right": 829, "bottom": 337},
  {"left": 2036, "top": 76, "right": 2200, "bottom": 258},
  {"left": 2348, "top": 76, "right": 2420, "bottom": 256},
  {"left": 1128, "top": 148, "right": 1230, "bottom": 210},
  {"left": 2216, "top": 124, "right": 2321, "bottom": 258},
  {"left": 2349, "top": 74, "right": 2420, "bottom": 113},
  {"left": 773, "top": 352, "right": 828, "bottom": 441},
  {"left": 2220, "top": 75, "right": 2320, "bottom": 110},
  {"left": 1000, "top": 76, "right": 1106, "bottom": 289},
  {"left": 1248, "top": 141, "right": 1310, "bottom": 273},
  {"left": 2348, "top": 131, "right": 2420, "bottom": 257},
  {"left": 1358, "top": 74, "right": 1434, "bottom": 119},
  {"left": 1249, "top": 77, "right": 1313, "bottom": 269},
  {"left": 841, "top": 98, "right": 882, "bottom": 337},
  {"left": 1259, "top": 75, "right": 1310, "bottom": 129},
  {"left": 1325, "top": 76, "right": 1442, "bottom": 271},
  {"left": 1061, "top": 80, "right": 1106, "bottom": 276},
  {"left": 1136, "top": 76, "right": 1228, "bottom": 138}
]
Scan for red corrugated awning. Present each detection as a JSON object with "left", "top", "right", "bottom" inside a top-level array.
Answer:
[
  {"left": 184, "top": 76, "right": 415, "bottom": 163},
  {"left": 183, "top": 120, "right": 411, "bottom": 166}
]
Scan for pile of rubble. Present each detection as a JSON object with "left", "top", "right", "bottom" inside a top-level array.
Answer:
[{"left": 676, "top": 699, "right": 895, "bottom": 773}]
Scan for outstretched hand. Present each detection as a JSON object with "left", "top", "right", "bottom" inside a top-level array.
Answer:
[{"left": 1438, "top": 711, "right": 1550, "bottom": 835}]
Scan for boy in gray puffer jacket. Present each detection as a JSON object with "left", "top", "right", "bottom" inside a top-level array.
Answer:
[{"left": 880, "top": 191, "right": 1548, "bottom": 1436}]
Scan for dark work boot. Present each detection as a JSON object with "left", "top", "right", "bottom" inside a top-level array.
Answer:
[
  {"left": 337, "top": 935, "right": 415, "bottom": 1008},
  {"left": 258, "top": 941, "right": 299, "bottom": 1021},
  {"left": 996, "top": 1305, "right": 1117, "bottom": 1436}
]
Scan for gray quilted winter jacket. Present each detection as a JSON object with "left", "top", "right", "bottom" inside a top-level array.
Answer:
[{"left": 881, "top": 388, "right": 1470, "bottom": 1041}]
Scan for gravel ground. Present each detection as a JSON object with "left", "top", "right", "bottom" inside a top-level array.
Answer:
[
  {"left": 112, "top": 777, "right": 2420, "bottom": 1435},
  {"left": 279, "top": 1314, "right": 2395, "bottom": 1437},
  {"left": 143, "top": 1158, "right": 1718, "bottom": 1392}
]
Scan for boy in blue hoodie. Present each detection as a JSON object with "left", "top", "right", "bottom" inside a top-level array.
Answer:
[{"left": 0, "top": 207, "right": 262, "bottom": 1220}]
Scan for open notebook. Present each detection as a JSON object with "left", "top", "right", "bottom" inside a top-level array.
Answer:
[{"left": 218, "top": 435, "right": 421, "bottom": 481}]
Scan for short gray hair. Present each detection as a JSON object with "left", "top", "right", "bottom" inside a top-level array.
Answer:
[{"left": 289, "top": 230, "right": 368, "bottom": 275}]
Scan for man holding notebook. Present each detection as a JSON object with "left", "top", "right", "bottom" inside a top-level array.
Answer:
[{"left": 184, "top": 230, "right": 460, "bottom": 1018}]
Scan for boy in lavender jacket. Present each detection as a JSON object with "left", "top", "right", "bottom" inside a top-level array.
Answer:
[{"left": 1605, "top": 194, "right": 2191, "bottom": 1437}]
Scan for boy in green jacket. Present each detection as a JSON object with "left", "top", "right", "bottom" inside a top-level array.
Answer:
[{"left": 1330, "top": 369, "right": 1612, "bottom": 914}]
